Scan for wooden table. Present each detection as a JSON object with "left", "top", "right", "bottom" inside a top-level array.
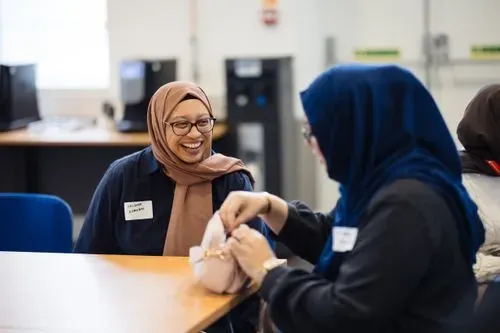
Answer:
[
  {"left": 0, "top": 123, "right": 233, "bottom": 215},
  {"left": 0, "top": 123, "right": 228, "bottom": 147},
  {"left": 0, "top": 252, "right": 255, "bottom": 333}
]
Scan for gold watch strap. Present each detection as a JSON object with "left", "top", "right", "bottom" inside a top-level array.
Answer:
[{"left": 251, "top": 258, "right": 287, "bottom": 289}]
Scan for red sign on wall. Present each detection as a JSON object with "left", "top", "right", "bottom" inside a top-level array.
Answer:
[{"left": 261, "top": 0, "right": 278, "bottom": 26}]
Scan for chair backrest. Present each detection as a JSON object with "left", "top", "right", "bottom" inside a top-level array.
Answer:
[{"left": 0, "top": 193, "right": 73, "bottom": 253}]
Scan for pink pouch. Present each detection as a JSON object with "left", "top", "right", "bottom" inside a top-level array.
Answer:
[{"left": 189, "top": 211, "right": 248, "bottom": 294}]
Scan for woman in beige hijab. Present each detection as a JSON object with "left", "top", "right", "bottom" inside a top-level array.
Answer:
[{"left": 75, "top": 81, "right": 272, "bottom": 333}]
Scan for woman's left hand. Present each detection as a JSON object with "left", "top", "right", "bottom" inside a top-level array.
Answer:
[{"left": 227, "top": 224, "right": 276, "bottom": 285}]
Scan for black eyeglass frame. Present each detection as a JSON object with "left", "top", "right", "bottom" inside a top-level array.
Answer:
[
  {"left": 301, "top": 123, "right": 312, "bottom": 142},
  {"left": 164, "top": 117, "right": 217, "bottom": 136}
]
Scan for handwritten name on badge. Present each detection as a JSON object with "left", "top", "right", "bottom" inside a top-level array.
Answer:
[
  {"left": 332, "top": 227, "right": 358, "bottom": 252},
  {"left": 124, "top": 201, "right": 153, "bottom": 221}
]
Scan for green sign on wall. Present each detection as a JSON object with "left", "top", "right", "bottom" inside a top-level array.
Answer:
[
  {"left": 470, "top": 44, "right": 500, "bottom": 59},
  {"left": 354, "top": 48, "right": 401, "bottom": 61}
]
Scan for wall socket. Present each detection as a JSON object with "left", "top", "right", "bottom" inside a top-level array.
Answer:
[
  {"left": 423, "top": 33, "right": 450, "bottom": 65},
  {"left": 431, "top": 33, "right": 450, "bottom": 65}
]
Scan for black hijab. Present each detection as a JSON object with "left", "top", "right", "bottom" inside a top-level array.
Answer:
[{"left": 457, "top": 84, "right": 500, "bottom": 176}]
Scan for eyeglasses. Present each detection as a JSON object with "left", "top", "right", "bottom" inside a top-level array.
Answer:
[
  {"left": 301, "top": 123, "right": 312, "bottom": 142},
  {"left": 165, "top": 117, "right": 216, "bottom": 136}
]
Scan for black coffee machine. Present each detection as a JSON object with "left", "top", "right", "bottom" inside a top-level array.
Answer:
[
  {"left": 0, "top": 64, "right": 40, "bottom": 131},
  {"left": 116, "top": 59, "right": 177, "bottom": 133}
]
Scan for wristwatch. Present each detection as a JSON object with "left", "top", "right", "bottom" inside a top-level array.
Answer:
[
  {"left": 255, "top": 258, "right": 287, "bottom": 287},
  {"left": 263, "top": 257, "right": 287, "bottom": 272}
]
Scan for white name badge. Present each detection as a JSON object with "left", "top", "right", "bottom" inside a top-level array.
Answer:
[
  {"left": 332, "top": 227, "right": 358, "bottom": 252},
  {"left": 124, "top": 200, "right": 153, "bottom": 221}
]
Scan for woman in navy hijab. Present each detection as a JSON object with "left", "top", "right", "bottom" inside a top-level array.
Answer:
[{"left": 219, "top": 64, "right": 484, "bottom": 333}]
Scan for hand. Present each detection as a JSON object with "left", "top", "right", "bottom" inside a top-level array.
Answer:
[
  {"left": 219, "top": 191, "right": 270, "bottom": 232},
  {"left": 227, "top": 224, "right": 276, "bottom": 285}
]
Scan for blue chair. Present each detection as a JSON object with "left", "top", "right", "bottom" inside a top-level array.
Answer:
[{"left": 0, "top": 193, "right": 73, "bottom": 253}]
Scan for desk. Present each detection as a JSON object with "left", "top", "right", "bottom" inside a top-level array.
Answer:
[
  {"left": 0, "top": 123, "right": 228, "bottom": 147},
  {"left": 0, "top": 124, "right": 233, "bottom": 215},
  {"left": 0, "top": 252, "right": 255, "bottom": 333}
]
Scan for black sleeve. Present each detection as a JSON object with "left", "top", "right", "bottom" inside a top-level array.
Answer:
[
  {"left": 259, "top": 198, "right": 434, "bottom": 333},
  {"left": 275, "top": 200, "right": 334, "bottom": 264},
  {"left": 73, "top": 166, "right": 120, "bottom": 254}
]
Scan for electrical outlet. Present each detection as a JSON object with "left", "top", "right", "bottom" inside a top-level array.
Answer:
[{"left": 432, "top": 34, "right": 450, "bottom": 65}]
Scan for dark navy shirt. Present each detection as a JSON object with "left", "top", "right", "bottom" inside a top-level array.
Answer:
[{"left": 74, "top": 146, "right": 272, "bottom": 254}]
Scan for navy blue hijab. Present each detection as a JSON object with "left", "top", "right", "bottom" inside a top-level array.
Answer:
[{"left": 300, "top": 64, "right": 484, "bottom": 275}]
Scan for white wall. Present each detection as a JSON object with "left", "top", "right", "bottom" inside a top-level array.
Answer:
[
  {"left": 430, "top": 0, "right": 500, "bottom": 143},
  {"left": 107, "top": 0, "right": 324, "bottom": 120},
  {"left": 314, "top": 0, "right": 500, "bottom": 212},
  {"left": 319, "top": 0, "right": 500, "bottom": 142},
  {"left": 29, "top": 0, "right": 325, "bottom": 120}
]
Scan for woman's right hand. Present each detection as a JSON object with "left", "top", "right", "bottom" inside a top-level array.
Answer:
[{"left": 219, "top": 191, "right": 270, "bottom": 232}]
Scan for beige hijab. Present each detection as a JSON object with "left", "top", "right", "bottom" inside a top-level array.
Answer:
[{"left": 147, "top": 81, "right": 252, "bottom": 256}]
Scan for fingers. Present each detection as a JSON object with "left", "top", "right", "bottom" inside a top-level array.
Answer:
[
  {"left": 232, "top": 225, "right": 267, "bottom": 245},
  {"left": 230, "top": 226, "right": 252, "bottom": 253},
  {"left": 219, "top": 192, "right": 267, "bottom": 232},
  {"left": 227, "top": 237, "right": 247, "bottom": 259},
  {"left": 219, "top": 193, "right": 255, "bottom": 232},
  {"left": 227, "top": 228, "right": 276, "bottom": 283},
  {"left": 227, "top": 238, "right": 241, "bottom": 253},
  {"left": 234, "top": 210, "right": 258, "bottom": 228},
  {"left": 219, "top": 193, "right": 240, "bottom": 231},
  {"left": 227, "top": 225, "right": 252, "bottom": 255},
  {"left": 230, "top": 226, "right": 261, "bottom": 254},
  {"left": 221, "top": 209, "right": 237, "bottom": 232},
  {"left": 232, "top": 224, "right": 251, "bottom": 240}
]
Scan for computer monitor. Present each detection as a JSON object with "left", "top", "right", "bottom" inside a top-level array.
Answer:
[
  {"left": 116, "top": 59, "right": 177, "bottom": 133},
  {"left": 0, "top": 64, "right": 40, "bottom": 131}
]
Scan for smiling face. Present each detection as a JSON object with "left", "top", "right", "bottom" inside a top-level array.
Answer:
[{"left": 165, "top": 98, "right": 214, "bottom": 164}]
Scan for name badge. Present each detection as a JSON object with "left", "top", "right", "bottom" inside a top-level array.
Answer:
[
  {"left": 124, "top": 201, "right": 153, "bottom": 221},
  {"left": 332, "top": 227, "right": 358, "bottom": 252}
]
